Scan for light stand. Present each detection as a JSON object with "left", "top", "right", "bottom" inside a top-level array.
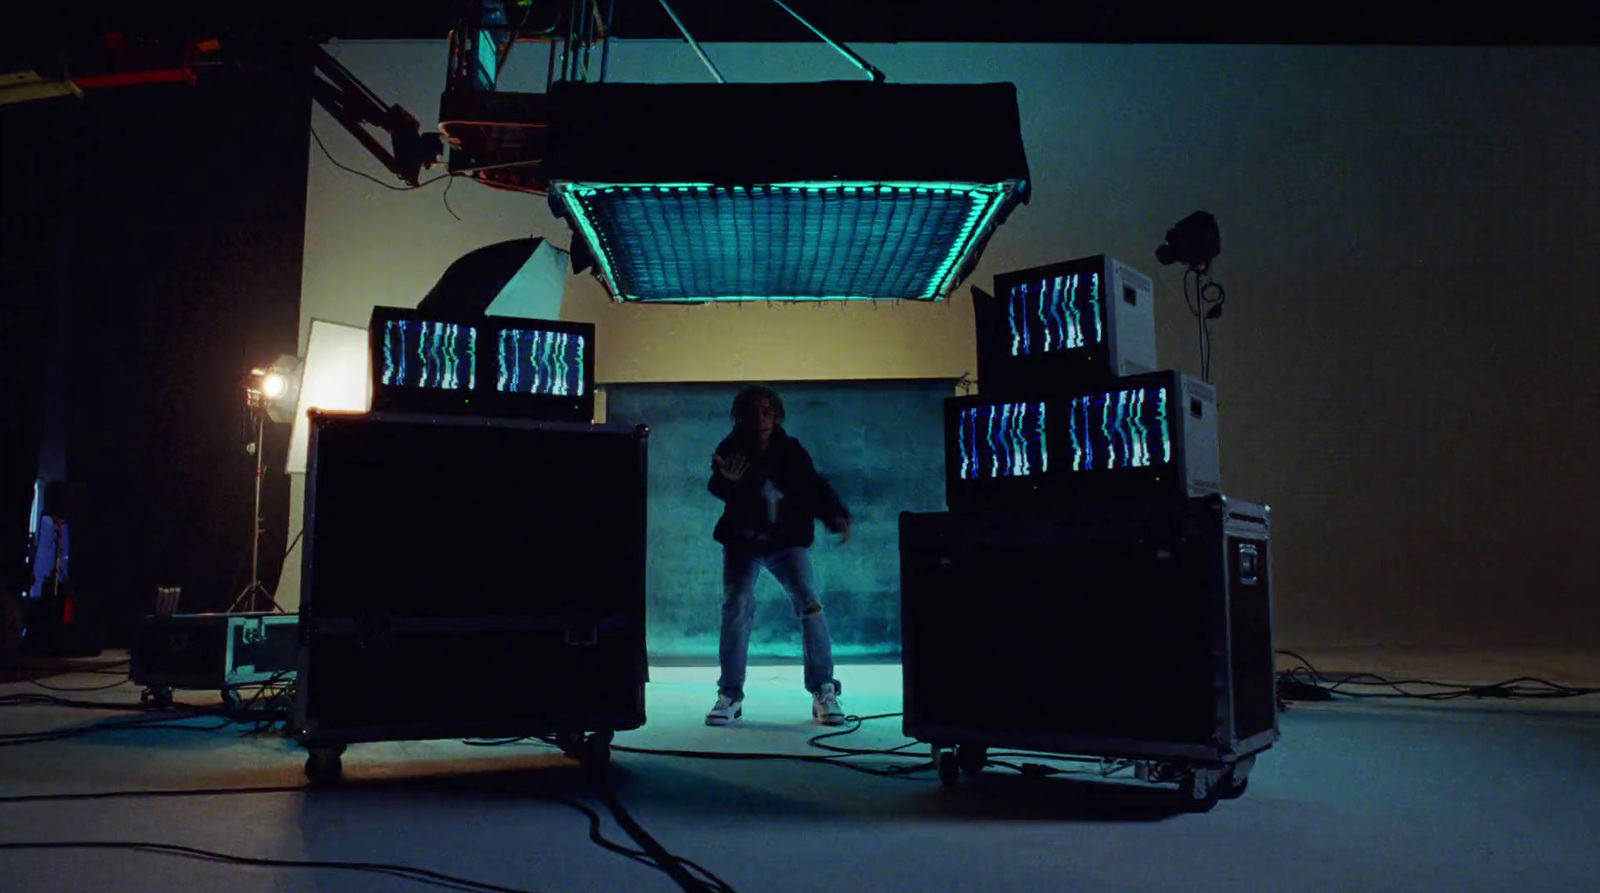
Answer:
[
  {"left": 230, "top": 408, "right": 282, "bottom": 614},
  {"left": 229, "top": 360, "right": 300, "bottom": 614}
]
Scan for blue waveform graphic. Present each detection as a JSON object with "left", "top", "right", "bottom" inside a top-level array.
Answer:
[
  {"left": 1006, "top": 272, "right": 1105, "bottom": 357},
  {"left": 381, "top": 320, "right": 476, "bottom": 390},
  {"left": 497, "top": 329, "right": 586, "bottom": 396},
  {"left": 957, "top": 402, "right": 1048, "bottom": 480},
  {"left": 1067, "top": 387, "right": 1172, "bottom": 472}
]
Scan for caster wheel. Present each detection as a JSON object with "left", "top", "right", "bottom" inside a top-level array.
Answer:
[
  {"left": 936, "top": 748, "right": 960, "bottom": 787},
  {"left": 219, "top": 688, "right": 242, "bottom": 712},
  {"left": 956, "top": 744, "right": 988, "bottom": 776},
  {"left": 1178, "top": 774, "right": 1219, "bottom": 813},
  {"left": 305, "top": 746, "right": 346, "bottom": 785},
  {"left": 141, "top": 686, "right": 173, "bottom": 709},
  {"left": 559, "top": 732, "right": 613, "bottom": 774},
  {"left": 556, "top": 731, "right": 585, "bottom": 762},
  {"left": 1217, "top": 755, "right": 1254, "bottom": 800},
  {"left": 584, "top": 732, "right": 614, "bottom": 775}
]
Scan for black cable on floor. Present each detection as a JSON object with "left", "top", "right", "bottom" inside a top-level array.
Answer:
[
  {"left": 593, "top": 784, "right": 732, "bottom": 893},
  {"left": 611, "top": 741, "right": 932, "bottom": 779},
  {"left": 0, "top": 785, "right": 310, "bottom": 805},
  {"left": 0, "top": 840, "right": 544, "bottom": 893},
  {"left": 3, "top": 659, "right": 131, "bottom": 683},
  {"left": 552, "top": 796, "right": 732, "bottom": 892},
  {"left": 25, "top": 675, "right": 133, "bottom": 693},
  {"left": 1275, "top": 650, "right": 1600, "bottom": 701},
  {"left": 805, "top": 712, "right": 923, "bottom": 757},
  {"left": 0, "top": 784, "right": 736, "bottom": 892},
  {"left": 0, "top": 712, "right": 237, "bottom": 747},
  {"left": 0, "top": 692, "right": 158, "bottom": 711}
]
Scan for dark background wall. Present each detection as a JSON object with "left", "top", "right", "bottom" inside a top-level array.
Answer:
[
  {"left": 605, "top": 380, "right": 950, "bottom": 659},
  {"left": 0, "top": 69, "right": 307, "bottom": 646}
]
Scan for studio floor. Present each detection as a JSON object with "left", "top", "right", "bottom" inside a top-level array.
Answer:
[{"left": 3, "top": 649, "right": 1599, "bottom": 892}]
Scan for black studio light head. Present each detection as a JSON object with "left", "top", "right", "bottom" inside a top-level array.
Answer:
[{"left": 1156, "top": 211, "right": 1221, "bottom": 270}]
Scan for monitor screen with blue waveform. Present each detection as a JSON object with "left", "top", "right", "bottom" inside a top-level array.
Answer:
[
  {"left": 945, "top": 373, "right": 1200, "bottom": 511},
  {"left": 496, "top": 328, "right": 587, "bottom": 397},
  {"left": 1064, "top": 387, "right": 1172, "bottom": 472},
  {"left": 954, "top": 387, "right": 1171, "bottom": 483},
  {"left": 1004, "top": 271, "right": 1103, "bottom": 357},
  {"left": 380, "top": 319, "right": 477, "bottom": 391},
  {"left": 956, "top": 401, "right": 1049, "bottom": 480}
]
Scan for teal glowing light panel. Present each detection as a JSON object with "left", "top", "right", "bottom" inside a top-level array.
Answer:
[
  {"left": 550, "top": 180, "right": 1025, "bottom": 303},
  {"left": 540, "top": 81, "right": 1032, "bottom": 303}
]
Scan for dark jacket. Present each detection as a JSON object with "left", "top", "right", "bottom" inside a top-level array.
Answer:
[{"left": 708, "top": 425, "right": 850, "bottom": 550}]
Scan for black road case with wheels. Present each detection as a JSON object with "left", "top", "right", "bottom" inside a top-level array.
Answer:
[
  {"left": 131, "top": 612, "right": 299, "bottom": 707},
  {"left": 899, "top": 495, "right": 1276, "bottom": 810},
  {"left": 295, "top": 411, "right": 648, "bottom": 782}
]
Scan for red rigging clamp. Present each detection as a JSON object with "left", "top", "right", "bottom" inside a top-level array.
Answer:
[
  {"left": 68, "top": 31, "right": 220, "bottom": 90},
  {"left": 24, "top": 1, "right": 598, "bottom": 191}
]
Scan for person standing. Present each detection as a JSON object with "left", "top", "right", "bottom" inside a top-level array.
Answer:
[{"left": 704, "top": 385, "right": 852, "bottom": 726}]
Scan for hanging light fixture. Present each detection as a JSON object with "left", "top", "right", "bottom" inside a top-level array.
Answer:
[
  {"left": 437, "top": 2, "right": 1031, "bottom": 303},
  {"left": 542, "top": 80, "right": 1031, "bottom": 303}
]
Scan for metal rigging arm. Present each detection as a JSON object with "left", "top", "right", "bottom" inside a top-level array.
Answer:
[{"left": 307, "top": 45, "right": 443, "bottom": 187}]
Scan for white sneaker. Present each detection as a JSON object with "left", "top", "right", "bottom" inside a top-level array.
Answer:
[
  {"left": 813, "top": 683, "right": 845, "bottom": 726},
  {"left": 706, "top": 695, "right": 742, "bottom": 726}
]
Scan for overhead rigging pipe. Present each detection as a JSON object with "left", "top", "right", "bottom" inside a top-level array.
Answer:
[
  {"left": 765, "top": 0, "right": 886, "bottom": 82},
  {"left": 599, "top": 0, "right": 615, "bottom": 82},
  {"left": 580, "top": 0, "right": 596, "bottom": 80},
  {"left": 655, "top": 0, "right": 725, "bottom": 83}
]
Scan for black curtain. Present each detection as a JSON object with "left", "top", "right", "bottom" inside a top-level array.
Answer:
[
  {"left": 0, "top": 102, "right": 62, "bottom": 607},
  {"left": 0, "top": 64, "right": 309, "bottom": 646}
]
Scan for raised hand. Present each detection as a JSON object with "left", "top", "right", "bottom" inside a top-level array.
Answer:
[{"left": 713, "top": 452, "right": 749, "bottom": 482}]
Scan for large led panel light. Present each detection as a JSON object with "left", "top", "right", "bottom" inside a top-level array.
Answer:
[{"left": 543, "top": 81, "right": 1031, "bottom": 303}]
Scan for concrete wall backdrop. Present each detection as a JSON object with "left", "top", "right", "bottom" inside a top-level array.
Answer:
[{"left": 280, "top": 40, "right": 1600, "bottom": 651}]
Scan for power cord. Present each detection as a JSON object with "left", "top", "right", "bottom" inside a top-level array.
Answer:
[
  {"left": 0, "top": 840, "right": 546, "bottom": 893},
  {"left": 0, "top": 783, "right": 729, "bottom": 893},
  {"left": 25, "top": 674, "right": 132, "bottom": 693},
  {"left": 1183, "top": 265, "right": 1226, "bottom": 382},
  {"left": 554, "top": 795, "right": 732, "bottom": 892},
  {"left": 594, "top": 784, "right": 735, "bottom": 893},
  {"left": 0, "top": 785, "right": 309, "bottom": 806},
  {"left": 0, "top": 712, "right": 236, "bottom": 748},
  {"left": 1275, "top": 650, "right": 1600, "bottom": 702},
  {"left": 309, "top": 127, "right": 455, "bottom": 192}
]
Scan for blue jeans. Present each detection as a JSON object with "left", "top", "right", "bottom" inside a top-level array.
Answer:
[{"left": 717, "top": 546, "right": 838, "bottom": 700}]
